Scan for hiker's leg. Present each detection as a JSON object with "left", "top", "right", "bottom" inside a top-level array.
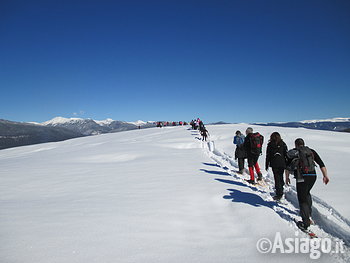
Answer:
[
  {"left": 238, "top": 158, "right": 244, "bottom": 172},
  {"left": 273, "top": 167, "right": 284, "bottom": 197},
  {"left": 247, "top": 157, "right": 255, "bottom": 181}
]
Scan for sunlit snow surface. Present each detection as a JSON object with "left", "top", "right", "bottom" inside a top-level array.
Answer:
[{"left": 1, "top": 125, "right": 349, "bottom": 262}]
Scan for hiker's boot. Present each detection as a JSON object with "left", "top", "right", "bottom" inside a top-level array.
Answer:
[
  {"left": 273, "top": 195, "right": 283, "bottom": 201},
  {"left": 246, "top": 179, "right": 256, "bottom": 185}
]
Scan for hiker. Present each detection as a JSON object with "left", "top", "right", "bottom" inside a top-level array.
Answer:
[
  {"left": 190, "top": 120, "right": 195, "bottom": 130},
  {"left": 233, "top": 130, "right": 246, "bottom": 174},
  {"left": 243, "top": 127, "right": 264, "bottom": 184},
  {"left": 265, "top": 132, "right": 288, "bottom": 200},
  {"left": 199, "top": 120, "right": 205, "bottom": 131},
  {"left": 285, "top": 138, "right": 330, "bottom": 231},
  {"left": 193, "top": 119, "right": 199, "bottom": 130},
  {"left": 201, "top": 127, "right": 209, "bottom": 141}
]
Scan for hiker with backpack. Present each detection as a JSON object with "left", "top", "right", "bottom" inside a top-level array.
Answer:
[
  {"left": 233, "top": 130, "right": 247, "bottom": 174},
  {"left": 285, "top": 138, "right": 330, "bottom": 231},
  {"left": 243, "top": 127, "right": 264, "bottom": 184},
  {"left": 265, "top": 132, "right": 288, "bottom": 200}
]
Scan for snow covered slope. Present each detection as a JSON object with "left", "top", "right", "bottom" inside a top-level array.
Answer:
[{"left": 0, "top": 125, "right": 349, "bottom": 262}]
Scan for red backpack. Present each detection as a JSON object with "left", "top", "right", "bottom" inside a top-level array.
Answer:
[{"left": 250, "top": 132, "right": 264, "bottom": 155}]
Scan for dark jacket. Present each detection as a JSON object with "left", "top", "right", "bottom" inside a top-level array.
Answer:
[
  {"left": 235, "top": 144, "right": 247, "bottom": 159},
  {"left": 243, "top": 132, "right": 263, "bottom": 157},
  {"left": 234, "top": 135, "right": 246, "bottom": 159},
  {"left": 265, "top": 140, "right": 288, "bottom": 169}
]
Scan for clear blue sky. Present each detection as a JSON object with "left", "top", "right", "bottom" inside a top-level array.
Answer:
[{"left": 1, "top": 0, "right": 349, "bottom": 123}]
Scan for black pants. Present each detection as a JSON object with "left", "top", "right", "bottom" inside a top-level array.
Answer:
[
  {"left": 238, "top": 158, "right": 245, "bottom": 172},
  {"left": 296, "top": 176, "right": 317, "bottom": 227},
  {"left": 272, "top": 167, "right": 285, "bottom": 197}
]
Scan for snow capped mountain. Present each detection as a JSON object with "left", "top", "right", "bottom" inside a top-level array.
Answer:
[
  {"left": 0, "top": 117, "right": 157, "bottom": 150},
  {"left": 42, "top": 116, "right": 86, "bottom": 126},
  {"left": 300, "top": 117, "right": 350, "bottom": 123},
  {"left": 128, "top": 120, "right": 147, "bottom": 126},
  {"left": 94, "top": 118, "right": 115, "bottom": 126},
  {"left": 127, "top": 120, "right": 155, "bottom": 126},
  {"left": 255, "top": 117, "right": 350, "bottom": 132},
  {"left": 42, "top": 117, "right": 108, "bottom": 135},
  {"left": 41, "top": 117, "right": 156, "bottom": 136},
  {"left": 0, "top": 119, "right": 83, "bottom": 150},
  {"left": 96, "top": 119, "right": 155, "bottom": 127}
]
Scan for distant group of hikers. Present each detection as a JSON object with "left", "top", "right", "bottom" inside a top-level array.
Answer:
[
  {"left": 191, "top": 118, "right": 209, "bottom": 141},
  {"left": 157, "top": 121, "right": 188, "bottom": 127},
  {"left": 233, "top": 127, "right": 330, "bottom": 231}
]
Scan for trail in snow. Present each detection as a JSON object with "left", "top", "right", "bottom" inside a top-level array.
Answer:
[{"left": 191, "top": 129, "right": 350, "bottom": 262}]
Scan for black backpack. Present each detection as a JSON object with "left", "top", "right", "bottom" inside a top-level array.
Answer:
[
  {"left": 298, "top": 146, "right": 315, "bottom": 173},
  {"left": 287, "top": 146, "right": 315, "bottom": 174},
  {"left": 249, "top": 132, "right": 264, "bottom": 155}
]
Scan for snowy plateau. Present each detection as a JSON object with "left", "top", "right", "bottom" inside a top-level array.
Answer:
[{"left": 1, "top": 124, "right": 350, "bottom": 263}]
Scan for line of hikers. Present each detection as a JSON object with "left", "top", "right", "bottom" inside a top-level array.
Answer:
[
  {"left": 191, "top": 118, "right": 209, "bottom": 141},
  {"left": 233, "top": 127, "right": 330, "bottom": 231},
  {"left": 157, "top": 121, "right": 188, "bottom": 127}
]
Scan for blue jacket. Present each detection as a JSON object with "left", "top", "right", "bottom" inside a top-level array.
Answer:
[{"left": 233, "top": 135, "right": 245, "bottom": 146}]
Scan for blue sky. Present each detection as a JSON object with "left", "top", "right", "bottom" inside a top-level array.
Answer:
[{"left": 1, "top": 0, "right": 349, "bottom": 123}]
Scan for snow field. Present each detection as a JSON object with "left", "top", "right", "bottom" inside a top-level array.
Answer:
[{"left": 0, "top": 125, "right": 349, "bottom": 262}]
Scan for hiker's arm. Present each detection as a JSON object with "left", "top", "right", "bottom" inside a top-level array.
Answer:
[
  {"left": 285, "top": 170, "right": 290, "bottom": 185},
  {"left": 312, "top": 150, "right": 329, "bottom": 184},
  {"left": 265, "top": 145, "right": 270, "bottom": 170},
  {"left": 321, "top": 166, "right": 329, "bottom": 185},
  {"left": 312, "top": 149, "right": 325, "bottom": 167}
]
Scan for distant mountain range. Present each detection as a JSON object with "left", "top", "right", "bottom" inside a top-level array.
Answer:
[
  {"left": 0, "top": 119, "right": 84, "bottom": 150},
  {"left": 40, "top": 117, "right": 157, "bottom": 136},
  {"left": 253, "top": 118, "right": 350, "bottom": 132},
  {"left": 208, "top": 121, "right": 231, "bottom": 125},
  {"left": 0, "top": 117, "right": 156, "bottom": 150},
  {"left": 1, "top": 117, "right": 349, "bottom": 150}
]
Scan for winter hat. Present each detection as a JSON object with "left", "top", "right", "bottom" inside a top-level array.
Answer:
[{"left": 246, "top": 127, "right": 253, "bottom": 134}]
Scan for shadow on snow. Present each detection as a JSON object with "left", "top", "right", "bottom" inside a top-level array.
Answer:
[{"left": 200, "top": 166, "right": 299, "bottom": 228}]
